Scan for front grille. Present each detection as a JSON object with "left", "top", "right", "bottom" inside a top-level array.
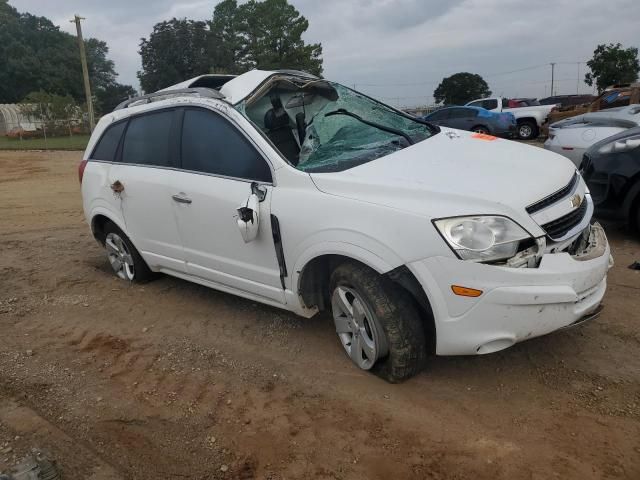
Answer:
[
  {"left": 526, "top": 173, "right": 578, "bottom": 214},
  {"left": 541, "top": 199, "right": 588, "bottom": 239}
]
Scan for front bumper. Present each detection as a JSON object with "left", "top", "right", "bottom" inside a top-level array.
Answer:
[{"left": 408, "top": 224, "right": 612, "bottom": 355}]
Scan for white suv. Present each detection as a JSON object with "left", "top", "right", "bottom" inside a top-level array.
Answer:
[{"left": 80, "top": 69, "right": 611, "bottom": 382}]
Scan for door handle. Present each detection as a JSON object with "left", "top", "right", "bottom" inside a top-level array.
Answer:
[{"left": 172, "top": 193, "right": 192, "bottom": 204}]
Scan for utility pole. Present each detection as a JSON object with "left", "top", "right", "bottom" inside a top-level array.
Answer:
[
  {"left": 71, "top": 15, "right": 95, "bottom": 131},
  {"left": 550, "top": 62, "right": 556, "bottom": 97}
]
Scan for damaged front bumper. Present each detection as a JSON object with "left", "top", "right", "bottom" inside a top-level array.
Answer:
[{"left": 408, "top": 223, "right": 612, "bottom": 356}]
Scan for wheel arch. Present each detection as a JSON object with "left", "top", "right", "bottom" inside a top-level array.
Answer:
[
  {"left": 89, "top": 208, "right": 127, "bottom": 245},
  {"left": 296, "top": 253, "right": 437, "bottom": 353}
]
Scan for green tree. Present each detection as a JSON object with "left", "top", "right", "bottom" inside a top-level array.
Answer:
[
  {"left": 0, "top": 0, "right": 134, "bottom": 114},
  {"left": 19, "top": 91, "right": 79, "bottom": 135},
  {"left": 585, "top": 43, "right": 639, "bottom": 93},
  {"left": 236, "top": 0, "right": 323, "bottom": 75},
  {"left": 433, "top": 72, "right": 491, "bottom": 105},
  {"left": 138, "top": 19, "right": 211, "bottom": 92},
  {"left": 209, "top": 0, "right": 244, "bottom": 74}
]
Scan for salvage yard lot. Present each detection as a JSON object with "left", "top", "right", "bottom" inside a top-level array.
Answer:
[{"left": 1, "top": 150, "right": 639, "bottom": 479}]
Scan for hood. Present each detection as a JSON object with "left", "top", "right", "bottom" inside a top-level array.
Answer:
[{"left": 310, "top": 129, "right": 577, "bottom": 221}]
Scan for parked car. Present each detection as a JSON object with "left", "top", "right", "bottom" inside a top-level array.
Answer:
[
  {"left": 80, "top": 69, "right": 610, "bottom": 382},
  {"left": 465, "top": 97, "right": 557, "bottom": 140},
  {"left": 580, "top": 126, "right": 640, "bottom": 231},
  {"left": 546, "top": 83, "right": 640, "bottom": 126},
  {"left": 539, "top": 94, "right": 596, "bottom": 108},
  {"left": 544, "top": 105, "right": 640, "bottom": 166},
  {"left": 421, "top": 106, "right": 516, "bottom": 137}
]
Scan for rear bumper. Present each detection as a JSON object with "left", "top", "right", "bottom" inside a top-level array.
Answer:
[{"left": 408, "top": 224, "right": 611, "bottom": 355}]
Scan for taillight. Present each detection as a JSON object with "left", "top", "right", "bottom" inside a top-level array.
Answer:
[{"left": 78, "top": 159, "right": 88, "bottom": 183}]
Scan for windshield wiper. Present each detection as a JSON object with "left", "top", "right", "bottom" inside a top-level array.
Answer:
[{"left": 324, "top": 108, "right": 415, "bottom": 145}]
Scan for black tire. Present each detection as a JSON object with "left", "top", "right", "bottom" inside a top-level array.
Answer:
[
  {"left": 329, "top": 261, "right": 428, "bottom": 383},
  {"left": 517, "top": 120, "right": 539, "bottom": 140},
  {"left": 471, "top": 125, "right": 490, "bottom": 134},
  {"left": 102, "top": 221, "right": 155, "bottom": 283}
]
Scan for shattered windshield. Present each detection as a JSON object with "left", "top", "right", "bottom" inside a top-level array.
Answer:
[{"left": 237, "top": 81, "right": 435, "bottom": 173}]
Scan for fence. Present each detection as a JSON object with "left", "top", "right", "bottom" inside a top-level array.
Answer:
[{"left": 0, "top": 106, "right": 91, "bottom": 151}]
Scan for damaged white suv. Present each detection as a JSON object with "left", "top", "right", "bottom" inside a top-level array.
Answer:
[{"left": 80, "top": 70, "right": 611, "bottom": 382}]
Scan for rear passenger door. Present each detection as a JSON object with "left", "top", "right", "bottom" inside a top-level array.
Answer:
[
  {"left": 168, "top": 107, "right": 284, "bottom": 303},
  {"left": 109, "top": 108, "right": 186, "bottom": 273}
]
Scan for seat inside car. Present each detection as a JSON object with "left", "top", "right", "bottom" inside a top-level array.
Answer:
[{"left": 263, "top": 94, "right": 300, "bottom": 165}]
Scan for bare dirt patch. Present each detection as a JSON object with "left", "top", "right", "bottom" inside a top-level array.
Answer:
[{"left": 1, "top": 150, "right": 639, "bottom": 479}]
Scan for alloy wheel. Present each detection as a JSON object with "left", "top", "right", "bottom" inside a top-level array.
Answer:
[
  {"left": 331, "top": 286, "right": 388, "bottom": 370},
  {"left": 105, "top": 232, "right": 135, "bottom": 281}
]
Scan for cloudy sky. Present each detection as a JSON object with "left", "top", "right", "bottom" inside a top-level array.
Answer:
[{"left": 10, "top": 0, "right": 640, "bottom": 107}]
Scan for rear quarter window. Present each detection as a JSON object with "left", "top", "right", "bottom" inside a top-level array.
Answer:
[
  {"left": 122, "top": 110, "right": 175, "bottom": 167},
  {"left": 91, "top": 121, "right": 126, "bottom": 161}
]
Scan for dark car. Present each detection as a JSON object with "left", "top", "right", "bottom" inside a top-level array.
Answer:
[
  {"left": 581, "top": 126, "right": 640, "bottom": 230},
  {"left": 423, "top": 106, "right": 516, "bottom": 138}
]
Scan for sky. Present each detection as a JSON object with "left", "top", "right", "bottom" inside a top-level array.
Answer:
[{"left": 9, "top": 0, "right": 640, "bottom": 107}]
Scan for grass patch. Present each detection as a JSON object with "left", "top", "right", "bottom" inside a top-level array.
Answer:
[{"left": 0, "top": 134, "right": 89, "bottom": 151}]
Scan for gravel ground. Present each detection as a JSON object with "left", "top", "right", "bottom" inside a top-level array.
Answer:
[{"left": 0, "top": 150, "right": 639, "bottom": 479}]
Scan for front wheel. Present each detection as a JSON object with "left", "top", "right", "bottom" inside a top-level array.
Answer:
[
  {"left": 517, "top": 120, "right": 539, "bottom": 140},
  {"left": 329, "top": 262, "right": 428, "bottom": 383},
  {"left": 102, "top": 221, "right": 154, "bottom": 282}
]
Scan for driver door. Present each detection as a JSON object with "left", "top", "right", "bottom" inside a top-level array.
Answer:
[{"left": 169, "top": 107, "right": 284, "bottom": 303}]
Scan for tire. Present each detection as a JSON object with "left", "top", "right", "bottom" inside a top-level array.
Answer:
[
  {"left": 517, "top": 120, "right": 539, "bottom": 140},
  {"left": 102, "top": 221, "right": 154, "bottom": 283},
  {"left": 329, "top": 261, "right": 428, "bottom": 383},
  {"left": 471, "top": 125, "right": 490, "bottom": 134}
]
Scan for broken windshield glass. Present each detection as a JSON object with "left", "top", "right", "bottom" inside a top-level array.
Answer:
[{"left": 237, "top": 82, "right": 435, "bottom": 173}]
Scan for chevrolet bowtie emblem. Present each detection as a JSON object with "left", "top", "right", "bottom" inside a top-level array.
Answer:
[{"left": 569, "top": 194, "right": 582, "bottom": 208}]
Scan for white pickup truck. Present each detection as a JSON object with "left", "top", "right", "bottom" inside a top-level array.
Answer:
[{"left": 465, "top": 97, "right": 556, "bottom": 140}]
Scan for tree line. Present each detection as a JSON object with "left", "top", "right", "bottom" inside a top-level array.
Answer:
[
  {"left": 0, "top": 0, "right": 321, "bottom": 117},
  {"left": 0, "top": 0, "right": 135, "bottom": 114}
]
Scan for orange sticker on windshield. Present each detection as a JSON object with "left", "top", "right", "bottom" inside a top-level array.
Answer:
[{"left": 471, "top": 133, "right": 497, "bottom": 141}]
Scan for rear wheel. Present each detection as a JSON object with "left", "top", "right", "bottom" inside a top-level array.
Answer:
[
  {"left": 102, "top": 221, "right": 154, "bottom": 282},
  {"left": 517, "top": 120, "right": 539, "bottom": 140},
  {"left": 329, "top": 261, "right": 427, "bottom": 383}
]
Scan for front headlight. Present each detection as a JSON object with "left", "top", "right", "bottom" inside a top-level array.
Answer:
[{"left": 434, "top": 215, "right": 532, "bottom": 263}]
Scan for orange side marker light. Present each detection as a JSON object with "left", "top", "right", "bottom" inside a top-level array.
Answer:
[{"left": 451, "top": 285, "right": 483, "bottom": 297}]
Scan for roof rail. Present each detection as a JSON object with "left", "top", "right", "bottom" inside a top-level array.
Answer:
[{"left": 114, "top": 87, "right": 225, "bottom": 111}]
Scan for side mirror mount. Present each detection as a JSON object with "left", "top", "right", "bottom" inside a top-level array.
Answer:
[
  {"left": 251, "top": 181, "right": 267, "bottom": 202},
  {"left": 236, "top": 193, "right": 260, "bottom": 243}
]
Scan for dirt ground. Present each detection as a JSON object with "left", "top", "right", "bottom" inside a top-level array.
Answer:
[{"left": 1, "top": 150, "right": 639, "bottom": 480}]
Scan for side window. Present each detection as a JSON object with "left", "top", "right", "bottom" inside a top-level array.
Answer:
[
  {"left": 483, "top": 99, "right": 498, "bottom": 110},
  {"left": 428, "top": 109, "right": 449, "bottom": 120},
  {"left": 468, "top": 100, "right": 484, "bottom": 108},
  {"left": 91, "top": 122, "right": 126, "bottom": 161},
  {"left": 449, "top": 108, "right": 473, "bottom": 119},
  {"left": 122, "top": 110, "right": 174, "bottom": 167},
  {"left": 181, "top": 108, "right": 272, "bottom": 183}
]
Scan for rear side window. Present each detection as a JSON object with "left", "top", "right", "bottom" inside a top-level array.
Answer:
[
  {"left": 449, "top": 108, "right": 475, "bottom": 119},
  {"left": 181, "top": 108, "right": 272, "bottom": 182},
  {"left": 122, "top": 110, "right": 174, "bottom": 167},
  {"left": 91, "top": 122, "right": 125, "bottom": 161},
  {"left": 427, "top": 109, "right": 449, "bottom": 120},
  {"left": 483, "top": 99, "right": 498, "bottom": 110}
]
